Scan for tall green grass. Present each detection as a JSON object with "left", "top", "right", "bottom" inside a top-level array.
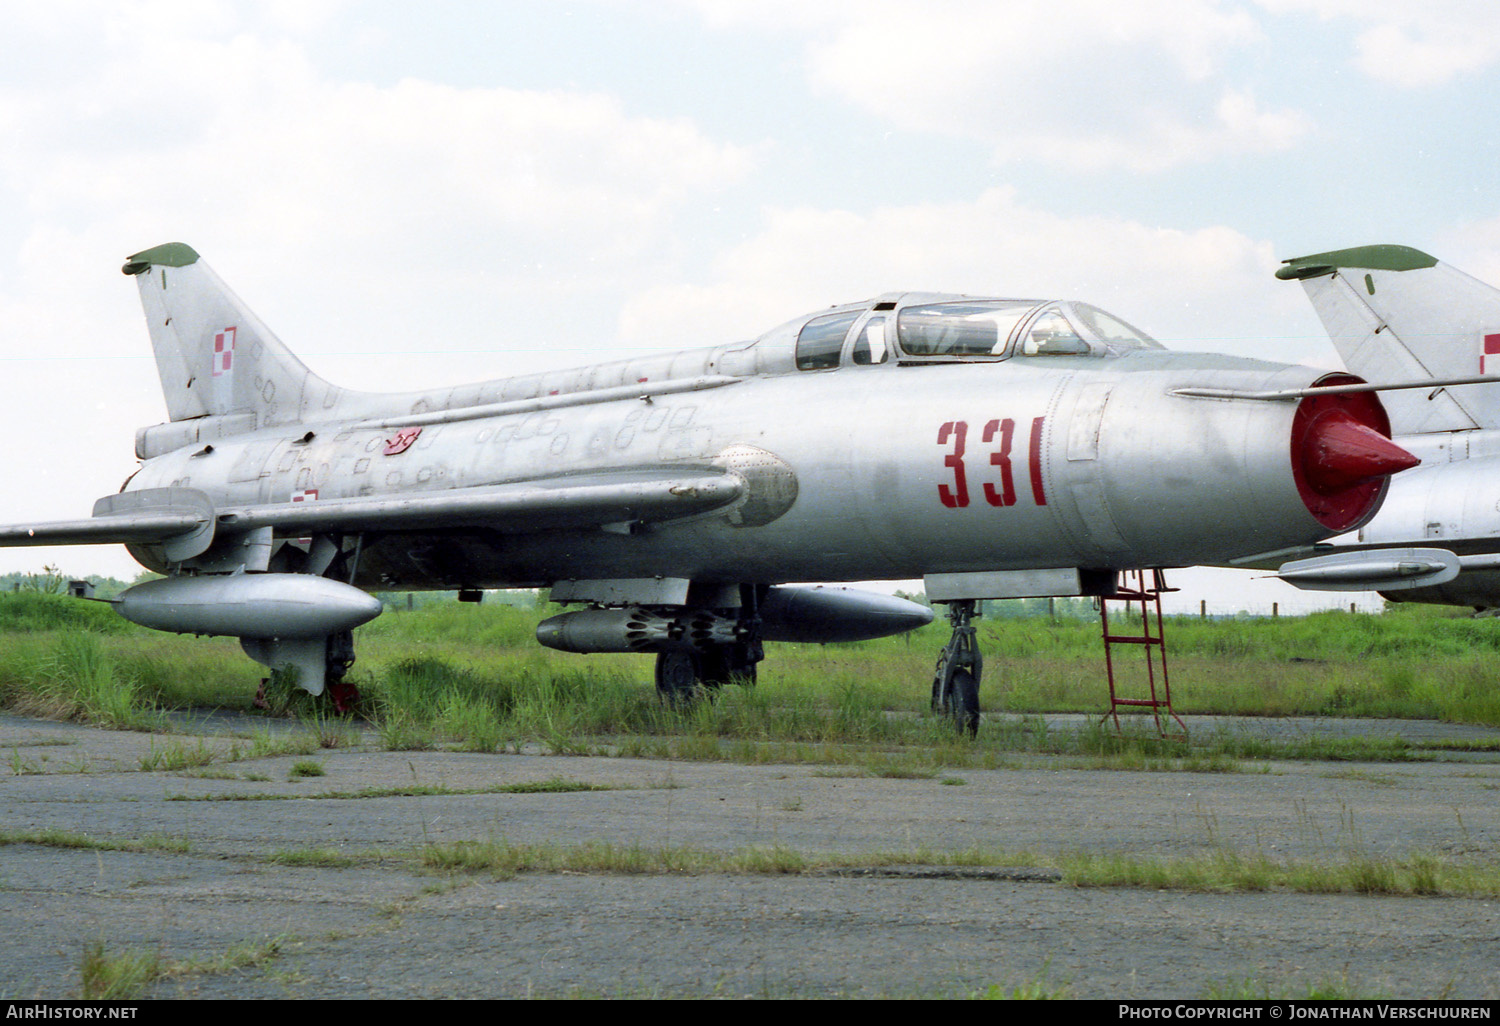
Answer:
[
  {"left": 1, "top": 594, "right": 1498, "bottom": 752},
  {"left": 0, "top": 632, "right": 147, "bottom": 727}
]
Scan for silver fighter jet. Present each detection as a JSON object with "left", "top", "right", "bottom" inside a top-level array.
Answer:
[
  {"left": 1253, "top": 245, "right": 1500, "bottom": 608},
  {"left": 0, "top": 243, "right": 1420, "bottom": 728}
]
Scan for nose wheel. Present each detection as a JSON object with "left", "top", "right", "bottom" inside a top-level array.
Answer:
[{"left": 932, "top": 600, "right": 982, "bottom": 736}]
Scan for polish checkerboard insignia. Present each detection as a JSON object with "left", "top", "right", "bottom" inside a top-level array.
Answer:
[{"left": 213, "top": 327, "right": 236, "bottom": 376}]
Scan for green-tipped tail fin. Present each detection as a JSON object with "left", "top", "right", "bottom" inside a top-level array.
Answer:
[
  {"left": 1278, "top": 244, "right": 1500, "bottom": 433},
  {"left": 124, "top": 244, "right": 343, "bottom": 427}
]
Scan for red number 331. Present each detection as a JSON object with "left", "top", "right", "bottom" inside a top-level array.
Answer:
[{"left": 937, "top": 418, "right": 1046, "bottom": 508}]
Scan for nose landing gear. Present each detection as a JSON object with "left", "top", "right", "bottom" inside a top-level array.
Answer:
[{"left": 932, "top": 599, "right": 982, "bottom": 736}]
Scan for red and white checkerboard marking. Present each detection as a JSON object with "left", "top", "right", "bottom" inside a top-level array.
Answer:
[
  {"left": 291, "top": 489, "right": 317, "bottom": 544},
  {"left": 213, "top": 326, "right": 236, "bottom": 376},
  {"left": 1483, "top": 333, "right": 1500, "bottom": 376}
]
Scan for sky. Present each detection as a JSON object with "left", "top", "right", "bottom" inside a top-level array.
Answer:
[{"left": 4, "top": 0, "right": 1500, "bottom": 613}]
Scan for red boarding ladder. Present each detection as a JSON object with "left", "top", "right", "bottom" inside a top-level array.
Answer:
[{"left": 1098, "top": 569, "right": 1188, "bottom": 740}]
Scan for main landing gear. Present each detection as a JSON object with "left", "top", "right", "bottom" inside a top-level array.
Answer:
[
  {"left": 248, "top": 534, "right": 370, "bottom": 715},
  {"left": 252, "top": 629, "right": 361, "bottom": 714},
  {"left": 653, "top": 640, "right": 763, "bottom": 703},
  {"left": 324, "top": 629, "right": 359, "bottom": 713},
  {"left": 932, "top": 599, "right": 982, "bottom": 737},
  {"left": 653, "top": 588, "right": 766, "bottom": 703}
]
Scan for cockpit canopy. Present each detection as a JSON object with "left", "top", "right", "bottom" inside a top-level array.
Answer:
[
  {"left": 896, "top": 299, "right": 1160, "bottom": 361},
  {"left": 787, "top": 296, "right": 1161, "bottom": 372}
]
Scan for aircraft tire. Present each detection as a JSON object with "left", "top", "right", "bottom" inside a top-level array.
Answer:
[
  {"left": 654, "top": 649, "right": 702, "bottom": 703},
  {"left": 327, "top": 678, "right": 360, "bottom": 715},
  {"left": 950, "top": 668, "right": 979, "bottom": 738}
]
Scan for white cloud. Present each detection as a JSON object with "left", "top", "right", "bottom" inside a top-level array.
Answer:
[
  {"left": 618, "top": 187, "right": 1333, "bottom": 367},
  {"left": 1018, "top": 89, "right": 1313, "bottom": 173},
  {"left": 1254, "top": 0, "right": 1500, "bottom": 87},
  {"left": 0, "top": 5, "right": 758, "bottom": 576},
  {"left": 1432, "top": 219, "right": 1500, "bottom": 290},
  {"left": 0, "top": 11, "right": 757, "bottom": 386},
  {"left": 668, "top": 0, "right": 1307, "bottom": 170},
  {"left": 2, "top": 33, "right": 753, "bottom": 249}
]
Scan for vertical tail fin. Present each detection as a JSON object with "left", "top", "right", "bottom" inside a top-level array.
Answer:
[
  {"left": 122, "top": 243, "right": 343, "bottom": 428},
  {"left": 1278, "top": 245, "right": 1500, "bottom": 434}
]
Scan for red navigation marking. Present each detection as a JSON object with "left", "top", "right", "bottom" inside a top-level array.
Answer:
[{"left": 291, "top": 489, "right": 316, "bottom": 544}]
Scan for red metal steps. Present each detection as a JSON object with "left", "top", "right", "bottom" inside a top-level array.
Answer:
[{"left": 1099, "top": 569, "right": 1188, "bottom": 740}]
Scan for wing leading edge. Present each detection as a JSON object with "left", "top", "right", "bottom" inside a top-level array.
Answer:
[
  {"left": 218, "top": 467, "right": 744, "bottom": 534},
  {"left": 0, "top": 468, "right": 746, "bottom": 559}
]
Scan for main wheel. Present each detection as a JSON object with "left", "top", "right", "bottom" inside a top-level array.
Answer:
[
  {"left": 949, "top": 668, "right": 980, "bottom": 738},
  {"left": 327, "top": 677, "right": 360, "bottom": 715},
  {"left": 325, "top": 631, "right": 359, "bottom": 713},
  {"left": 654, "top": 649, "right": 702, "bottom": 704},
  {"left": 700, "top": 644, "right": 758, "bottom": 688}
]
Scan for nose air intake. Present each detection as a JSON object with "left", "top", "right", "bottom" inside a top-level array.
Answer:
[{"left": 1291, "top": 376, "right": 1418, "bottom": 531}]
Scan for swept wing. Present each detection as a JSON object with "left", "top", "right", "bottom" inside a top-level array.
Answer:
[{"left": 0, "top": 468, "right": 744, "bottom": 557}]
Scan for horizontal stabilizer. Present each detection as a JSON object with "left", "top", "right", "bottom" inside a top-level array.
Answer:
[{"left": 1274, "top": 547, "right": 1459, "bottom": 592}]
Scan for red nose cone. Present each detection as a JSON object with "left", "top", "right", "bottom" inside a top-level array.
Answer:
[{"left": 1302, "top": 409, "right": 1420, "bottom": 495}]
